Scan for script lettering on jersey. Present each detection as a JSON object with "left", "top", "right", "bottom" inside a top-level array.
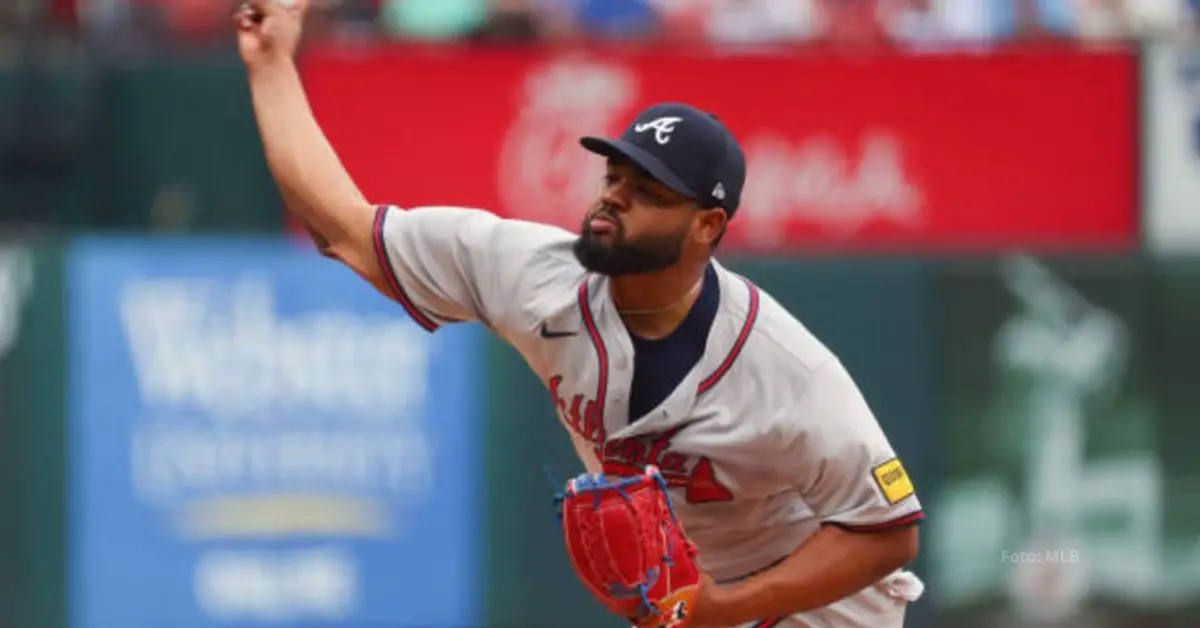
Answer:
[
  {"left": 599, "top": 425, "right": 734, "bottom": 504},
  {"left": 548, "top": 375, "right": 607, "bottom": 443}
]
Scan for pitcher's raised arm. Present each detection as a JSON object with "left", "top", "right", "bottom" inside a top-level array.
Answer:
[
  {"left": 236, "top": 0, "right": 579, "bottom": 328},
  {"left": 237, "top": 0, "right": 383, "bottom": 288}
]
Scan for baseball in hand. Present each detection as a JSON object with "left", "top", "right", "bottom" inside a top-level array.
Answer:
[{"left": 234, "top": 0, "right": 307, "bottom": 69}]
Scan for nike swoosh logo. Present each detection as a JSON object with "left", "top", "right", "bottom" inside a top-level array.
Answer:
[{"left": 540, "top": 323, "right": 577, "bottom": 339}]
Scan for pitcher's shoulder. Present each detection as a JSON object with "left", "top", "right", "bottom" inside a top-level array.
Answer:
[
  {"left": 702, "top": 269, "right": 841, "bottom": 419},
  {"left": 737, "top": 282, "right": 839, "bottom": 380},
  {"left": 453, "top": 211, "right": 587, "bottom": 337},
  {"left": 497, "top": 257, "right": 587, "bottom": 341}
]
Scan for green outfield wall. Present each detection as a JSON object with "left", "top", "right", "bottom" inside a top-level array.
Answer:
[
  {"left": 0, "top": 64, "right": 281, "bottom": 233},
  {"left": 0, "top": 238, "right": 67, "bottom": 628}
]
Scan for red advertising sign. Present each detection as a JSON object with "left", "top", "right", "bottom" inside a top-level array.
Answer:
[{"left": 300, "top": 45, "right": 1137, "bottom": 252}]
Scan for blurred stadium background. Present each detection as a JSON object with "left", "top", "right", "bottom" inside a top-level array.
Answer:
[{"left": 0, "top": 1, "right": 1198, "bottom": 627}]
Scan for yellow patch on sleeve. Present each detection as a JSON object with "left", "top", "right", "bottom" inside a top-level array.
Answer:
[{"left": 872, "top": 458, "right": 915, "bottom": 505}]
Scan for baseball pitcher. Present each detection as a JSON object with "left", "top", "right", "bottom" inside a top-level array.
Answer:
[{"left": 235, "top": 1, "right": 925, "bottom": 626}]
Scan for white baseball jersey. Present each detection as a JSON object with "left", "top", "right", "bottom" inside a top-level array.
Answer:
[{"left": 372, "top": 205, "right": 926, "bottom": 627}]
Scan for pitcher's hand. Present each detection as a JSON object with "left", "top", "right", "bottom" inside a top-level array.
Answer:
[{"left": 234, "top": 0, "right": 307, "bottom": 71}]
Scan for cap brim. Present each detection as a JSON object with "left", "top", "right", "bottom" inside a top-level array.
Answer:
[{"left": 580, "top": 137, "right": 697, "bottom": 200}]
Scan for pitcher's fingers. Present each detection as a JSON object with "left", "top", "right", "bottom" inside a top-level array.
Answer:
[
  {"left": 240, "top": 0, "right": 276, "bottom": 17},
  {"left": 232, "top": 4, "right": 259, "bottom": 28}
]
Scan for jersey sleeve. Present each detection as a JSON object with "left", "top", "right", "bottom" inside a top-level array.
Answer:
[
  {"left": 785, "top": 359, "right": 924, "bottom": 532},
  {"left": 371, "top": 204, "right": 577, "bottom": 333}
]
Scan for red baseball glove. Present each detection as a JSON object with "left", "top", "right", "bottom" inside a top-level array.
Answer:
[{"left": 555, "top": 465, "right": 702, "bottom": 628}]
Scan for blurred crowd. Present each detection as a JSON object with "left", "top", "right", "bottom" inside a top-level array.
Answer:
[
  {"left": 334, "top": 0, "right": 1195, "bottom": 46},
  {"left": 0, "top": 0, "right": 1196, "bottom": 55}
]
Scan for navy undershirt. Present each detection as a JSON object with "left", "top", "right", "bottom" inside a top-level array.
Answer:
[{"left": 627, "top": 264, "right": 720, "bottom": 423}]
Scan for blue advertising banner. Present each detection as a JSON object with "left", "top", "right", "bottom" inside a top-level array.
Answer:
[{"left": 67, "top": 236, "right": 482, "bottom": 628}]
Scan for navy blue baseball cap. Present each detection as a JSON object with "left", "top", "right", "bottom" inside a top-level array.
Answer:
[{"left": 580, "top": 102, "right": 747, "bottom": 218}]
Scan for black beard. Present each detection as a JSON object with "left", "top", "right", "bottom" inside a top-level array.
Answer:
[{"left": 573, "top": 219, "right": 685, "bottom": 277}]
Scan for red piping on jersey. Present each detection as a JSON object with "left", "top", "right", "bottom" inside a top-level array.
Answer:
[
  {"left": 697, "top": 278, "right": 760, "bottom": 395},
  {"left": 578, "top": 279, "right": 609, "bottom": 423},
  {"left": 371, "top": 206, "right": 439, "bottom": 332},
  {"left": 834, "top": 510, "right": 926, "bottom": 532},
  {"left": 752, "top": 619, "right": 784, "bottom": 628}
]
